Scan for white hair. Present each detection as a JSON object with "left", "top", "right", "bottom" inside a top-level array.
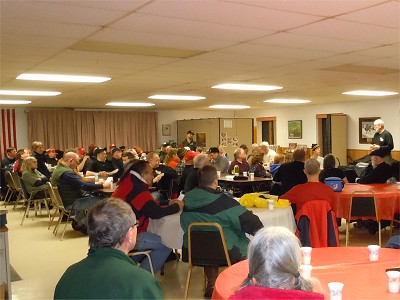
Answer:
[
  {"left": 242, "top": 227, "right": 313, "bottom": 292},
  {"left": 260, "top": 141, "right": 270, "bottom": 147},
  {"left": 374, "top": 119, "right": 384, "bottom": 127},
  {"left": 194, "top": 154, "right": 209, "bottom": 168}
]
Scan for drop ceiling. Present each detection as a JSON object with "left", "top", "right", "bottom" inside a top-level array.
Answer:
[{"left": 0, "top": 0, "right": 399, "bottom": 110}]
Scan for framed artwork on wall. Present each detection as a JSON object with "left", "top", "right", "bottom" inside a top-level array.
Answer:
[
  {"left": 162, "top": 124, "right": 171, "bottom": 136},
  {"left": 288, "top": 120, "right": 302, "bottom": 139},
  {"left": 359, "top": 117, "right": 379, "bottom": 144}
]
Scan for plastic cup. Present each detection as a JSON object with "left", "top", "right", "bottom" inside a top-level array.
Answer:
[
  {"left": 386, "top": 271, "right": 400, "bottom": 293},
  {"left": 299, "top": 264, "right": 312, "bottom": 279},
  {"left": 234, "top": 173, "right": 239, "bottom": 176},
  {"left": 368, "top": 245, "right": 380, "bottom": 261},
  {"left": 249, "top": 172, "right": 254, "bottom": 180},
  {"left": 300, "top": 247, "right": 312, "bottom": 265},
  {"left": 216, "top": 171, "right": 221, "bottom": 178},
  {"left": 267, "top": 199, "right": 274, "bottom": 210},
  {"left": 328, "top": 282, "right": 344, "bottom": 300},
  {"left": 243, "top": 171, "right": 248, "bottom": 177}
]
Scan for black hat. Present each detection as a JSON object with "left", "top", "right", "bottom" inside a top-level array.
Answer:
[
  {"left": 112, "top": 147, "right": 122, "bottom": 154},
  {"left": 93, "top": 147, "right": 107, "bottom": 156},
  {"left": 311, "top": 144, "right": 320, "bottom": 151},
  {"left": 162, "top": 142, "right": 170, "bottom": 147},
  {"left": 208, "top": 147, "right": 219, "bottom": 154}
]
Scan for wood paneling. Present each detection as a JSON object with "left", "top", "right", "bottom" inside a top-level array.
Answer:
[{"left": 347, "top": 149, "right": 400, "bottom": 163}]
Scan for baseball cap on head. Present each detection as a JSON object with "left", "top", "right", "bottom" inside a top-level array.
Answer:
[{"left": 93, "top": 147, "right": 107, "bottom": 156}]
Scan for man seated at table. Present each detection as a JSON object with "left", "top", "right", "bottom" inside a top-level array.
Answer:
[
  {"left": 147, "top": 151, "right": 179, "bottom": 202},
  {"left": 110, "top": 147, "right": 124, "bottom": 181},
  {"left": 357, "top": 150, "right": 392, "bottom": 184},
  {"left": 51, "top": 152, "right": 110, "bottom": 234},
  {"left": 86, "top": 147, "right": 119, "bottom": 179},
  {"left": 112, "top": 160, "right": 183, "bottom": 273},
  {"left": 273, "top": 148, "right": 307, "bottom": 196},
  {"left": 208, "top": 147, "right": 229, "bottom": 175},
  {"left": 280, "top": 158, "right": 336, "bottom": 215},
  {"left": 228, "top": 147, "right": 250, "bottom": 175},
  {"left": 54, "top": 198, "right": 163, "bottom": 299},
  {"left": 181, "top": 165, "right": 263, "bottom": 298}
]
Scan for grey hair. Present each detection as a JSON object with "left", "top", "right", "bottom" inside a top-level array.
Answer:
[
  {"left": 194, "top": 153, "right": 209, "bottom": 168},
  {"left": 242, "top": 227, "right": 313, "bottom": 292},
  {"left": 304, "top": 158, "right": 320, "bottom": 175},
  {"left": 88, "top": 198, "right": 136, "bottom": 249},
  {"left": 63, "top": 151, "right": 79, "bottom": 161},
  {"left": 233, "top": 148, "right": 243, "bottom": 159}
]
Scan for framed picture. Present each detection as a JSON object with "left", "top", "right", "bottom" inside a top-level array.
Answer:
[
  {"left": 162, "top": 124, "right": 171, "bottom": 136},
  {"left": 359, "top": 117, "right": 379, "bottom": 144},
  {"left": 288, "top": 120, "right": 302, "bottom": 139}
]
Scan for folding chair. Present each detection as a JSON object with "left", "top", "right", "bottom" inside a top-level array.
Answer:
[
  {"left": 184, "top": 222, "right": 231, "bottom": 299},
  {"left": 46, "top": 182, "right": 75, "bottom": 240},
  {"left": 3, "top": 171, "right": 19, "bottom": 207},
  {"left": 11, "top": 172, "right": 25, "bottom": 209},
  {"left": 19, "top": 177, "right": 50, "bottom": 225},
  {"left": 128, "top": 250, "right": 155, "bottom": 276},
  {"left": 345, "top": 191, "right": 381, "bottom": 246}
]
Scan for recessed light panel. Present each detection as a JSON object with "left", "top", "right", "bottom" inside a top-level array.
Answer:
[
  {"left": 212, "top": 83, "right": 282, "bottom": 91},
  {"left": 0, "top": 100, "right": 31, "bottom": 105},
  {"left": 148, "top": 95, "right": 205, "bottom": 100},
  {"left": 17, "top": 73, "right": 111, "bottom": 83},
  {"left": 209, "top": 105, "right": 250, "bottom": 109},
  {"left": 0, "top": 90, "right": 60, "bottom": 96},
  {"left": 106, "top": 102, "right": 155, "bottom": 107},
  {"left": 264, "top": 99, "right": 311, "bottom": 104},
  {"left": 342, "top": 90, "right": 398, "bottom": 96}
]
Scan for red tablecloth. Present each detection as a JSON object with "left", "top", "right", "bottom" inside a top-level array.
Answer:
[
  {"left": 333, "top": 184, "right": 400, "bottom": 220},
  {"left": 212, "top": 247, "right": 400, "bottom": 300}
]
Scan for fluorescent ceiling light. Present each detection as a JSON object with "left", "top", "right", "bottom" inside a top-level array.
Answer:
[
  {"left": 209, "top": 104, "right": 250, "bottom": 109},
  {"left": 0, "top": 100, "right": 31, "bottom": 105},
  {"left": 342, "top": 90, "right": 398, "bottom": 96},
  {"left": 0, "top": 90, "right": 60, "bottom": 96},
  {"left": 212, "top": 83, "right": 283, "bottom": 91},
  {"left": 148, "top": 95, "right": 205, "bottom": 100},
  {"left": 106, "top": 102, "right": 155, "bottom": 107},
  {"left": 264, "top": 99, "right": 311, "bottom": 104},
  {"left": 17, "top": 73, "right": 111, "bottom": 83}
]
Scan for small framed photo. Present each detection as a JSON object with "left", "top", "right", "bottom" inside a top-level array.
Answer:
[
  {"left": 162, "top": 124, "right": 171, "bottom": 136},
  {"left": 359, "top": 117, "right": 379, "bottom": 144},
  {"left": 288, "top": 120, "right": 302, "bottom": 139}
]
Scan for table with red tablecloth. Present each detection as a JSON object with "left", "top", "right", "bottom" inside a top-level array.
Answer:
[
  {"left": 333, "top": 184, "right": 400, "bottom": 220},
  {"left": 212, "top": 247, "right": 400, "bottom": 300}
]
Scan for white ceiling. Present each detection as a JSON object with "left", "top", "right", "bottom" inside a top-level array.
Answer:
[{"left": 0, "top": 0, "right": 399, "bottom": 111}]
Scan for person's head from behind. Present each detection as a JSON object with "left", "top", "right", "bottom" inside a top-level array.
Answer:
[
  {"left": 293, "top": 149, "right": 306, "bottom": 162},
  {"left": 194, "top": 153, "right": 209, "bottom": 169},
  {"left": 304, "top": 158, "right": 320, "bottom": 178},
  {"left": 273, "top": 154, "right": 284, "bottom": 165},
  {"left": 323, "top": 154, "right": 336, "bottom": 170},
  {"left": 88, "top": 198, "right": 137, "bottom": 253},
  {"left": 243, "top": 227, "right": 312, "bottom": 291},
  {"left": 250, "top": 149, "right": 263, "bottom": 165},
  {"left": 198, "top": 165, "right": 218, "bottom": 189}
]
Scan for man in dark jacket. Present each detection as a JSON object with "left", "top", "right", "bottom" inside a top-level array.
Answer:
[
  {"left": 181, "top": 165, "right": 263, "bottom": 297},
  {"left": 357, "top": 150, "right": 392, "bottom": 184},
  {"left": 273, "top": 148, "right": 307, "bottom": 195},
  {"left": 32, "top": 141, "right": 51, "bottom": 179}
]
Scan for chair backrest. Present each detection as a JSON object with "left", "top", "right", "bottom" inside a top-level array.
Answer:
[
  {"left": 188, "top": 222, "right": 231, "bottom": 267},
  {"left": 46, "top": 182, "right": 64, "bottom": 209},
  {"left": 349, "top": 191, "right": 378, "bottom": 220},
  {"left": 295, "top": 200, "right": 339, "bottom": 248},
  {"left": 5, "top": 171, "right": 16, "bottom": 190},
  {"left": 18, "top": 177, "right": 30, "bottom": 199}
]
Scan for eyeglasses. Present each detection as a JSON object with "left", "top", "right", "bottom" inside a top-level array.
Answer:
[{"left": 132, "top": 220, "right": 139, "bottom": 228}]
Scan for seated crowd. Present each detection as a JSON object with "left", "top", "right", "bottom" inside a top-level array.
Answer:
[{"left": 1, "top": 135, "right": 398, "bottom": 299}]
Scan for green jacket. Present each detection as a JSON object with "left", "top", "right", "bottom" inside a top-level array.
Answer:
[
  {"left": 180, "top": 187, "right": 263, "bottom": 262},
  {"left": 54, "top": 247, "right": 164, "bottom": 299},
  {"left": 50, "top": 163, "right": 71, "bottom": 187},
  {"left": 22, "top": 169, "right": 47, "bottom": 193}
]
